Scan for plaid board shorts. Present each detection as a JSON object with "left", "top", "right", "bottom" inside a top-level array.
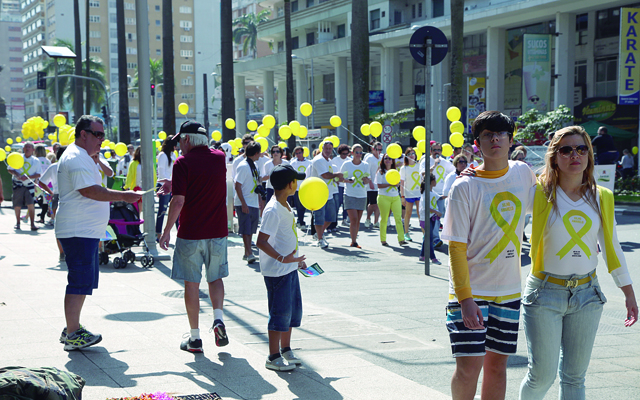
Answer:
[{"left": 445, "top": 298, "right": 521, "bottom": 357}]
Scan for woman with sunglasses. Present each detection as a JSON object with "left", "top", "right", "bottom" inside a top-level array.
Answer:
[
  {"left": 262, "top": 145, "right": 289, "bottom": 203},
  {"left": 442, "top": 154, "right": 468, "bottom": 200},
  {"left": 400, "top": 147, "right": 421, "bottom": 242},
  {"left": 375, "top": 153, "right": 407, "bottom": 246},
  {"left": 520, "top": 126, "right": 637, "bottom": 399},
  {"left": 339, "top": 144, "right": 370, "bottom": 248}
]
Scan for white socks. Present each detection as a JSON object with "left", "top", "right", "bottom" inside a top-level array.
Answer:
[
  {"left": 190, "top": 328, "right": 200, "bottom": 340},
  {"left": 214, "top": 309, "right": 224, "bottom": 322}
]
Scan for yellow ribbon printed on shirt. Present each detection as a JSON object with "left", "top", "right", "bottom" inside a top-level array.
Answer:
[
  {"left": 435, "top": 165, "right": 445, "bottom": 182},
  {"left": 411, "top": 171, "right": 421, "bottom": 190},
  {"left": 485, "top": 192, "right": 522, "bottom": 263},
  {"left": 352, "top": 170, "right": 367, "bottom": 188},
  {"left": 292, "top": 216, "right": 298, "bottom": 252},
  {"left": 556, "top": 210, "right": 592, "bottom": 259}
]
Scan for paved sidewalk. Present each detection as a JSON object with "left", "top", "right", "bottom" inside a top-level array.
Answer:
[{"left": 0, "top": 201, "right": 639, "bottom": 399}]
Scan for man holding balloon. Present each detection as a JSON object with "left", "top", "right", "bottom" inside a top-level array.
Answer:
[
  {"left": 309, "top": 141, "right": 343, "bottom": 249},
  {"left": 7, "top": 141, "right": 41, "bottom": 231}
]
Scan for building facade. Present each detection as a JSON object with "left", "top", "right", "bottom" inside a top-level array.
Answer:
[{"left": 0, "top": 0, "right": 24, "bottom": 130}]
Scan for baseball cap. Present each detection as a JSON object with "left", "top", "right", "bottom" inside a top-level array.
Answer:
[
  {"left": 270, "top": 164, "right": 306, "bottom": 190},
  {"left": 173, "top": 120, "right": 207, "bottom": 142}
]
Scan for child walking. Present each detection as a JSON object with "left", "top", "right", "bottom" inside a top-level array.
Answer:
[
  {"left": 420, "top": 173, "right": 441, "bottom": 264},
  {"left": 256, "top": 164, "right": 308, "bottom": 371}
]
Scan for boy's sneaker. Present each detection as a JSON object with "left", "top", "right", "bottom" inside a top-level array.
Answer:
[
  {"left": 281, "top": 349, "right": 302, "bottom": 365},
  {"left": 211, "top": 320, "right": 229, "bottom": 347},
  {"left": 63, "top": 327, "right": 102, "bottom": 351},
  {"left": 59, "top": 325, "right": 84, "bottom": 343},
  {"left": 319, "top": 238, "right": 329, "bottom": 249},
  {"left": 341, "top": 220, "right": 350, "bottom": 227},
  {"left": 265, "top": 356, "right": 295, "bottom": 371},
  {"left": 180, "top": 336, "right": 203, "bottom": 353},
  {"left": 431, "top": 258, "right": 442, "bottom": 265},
  {"left": 364, "top": 219, "right": 371, "bottom": 228},
  {"left": 404, "top": 233, "right": 412, "bottom": 242},
  {"left": 242, "top": 254, "right": 257, "bottom": 263}
]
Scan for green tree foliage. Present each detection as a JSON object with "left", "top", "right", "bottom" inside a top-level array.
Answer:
[
  {"left": 232, "top": 9, "right": 272, "bottom": 58},
  {"left": 516, "top": 105, "right": 574, "bottom": 145}
]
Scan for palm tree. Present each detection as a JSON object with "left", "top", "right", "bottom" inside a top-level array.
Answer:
[
  {"left": 116, "top": 0, "right": 130, "bottom": 143},
  {"left": 232, "top": 9, "right": 271, "bottom": 58},
  {"left": 449, "top": 0, "right": 464, "bottom": 111},
  {"left": 351, "top": 0, "right": 370, "bottom": 146},
  {"left": 42, "top": 39, "right": 107, "bottom": 112},
  {"left": 162, "top": 0, "right": 176, "bottom": 137},
  {"left": 284, "top": 0, "right": 295, "bottom": 149},
  {"left": 220, "top": 0, "right": 235, "bottom": 141},
  {"left": 131, "top": 58, "right": 164, "bottom": 88},
  {"left": 73, "top": 0, "right": 83, "bottom": 118}
]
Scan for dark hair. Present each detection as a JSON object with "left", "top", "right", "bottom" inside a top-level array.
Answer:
[
  {"left": 75, "top": 115, "right": 104, "bottom": 137},
  {"left": 242, "top": 133, "right": 254, "bottom": 143},
  {"left": 245, "top": 141, "right": 261, "bottom": 157},
  {"left": 293, "top": 146, "right": 304, "bottom": 156},
  {"left": 337, "top": 144, "right": 350, "bottom": 154},
  {"left": 452, "top": 154, "right": 468, "bottom": 169},
  {"left": 369, "top": 141, "right": 382, "bottom": 152},
  {"left": 404, "top": 146, "right": 416, "bottom": 164},
  {"left": 161, "top": 135, "right": 176, "bottom": 166},
  {"left": 133, "top": 146, "right": 141, "bottom": 163},
  {"left": 56, "top": 145, "right": 67, "bottom": 161},
  {"left": 471, "top": 111, "right": 515, "bottom": 141},
  {"left": 598, "top": 126, "right": 608, "bottom": 134},
  {"left": 421, "top": 173, "right": 437, "bottom": 194},
  {"left": 379, "top": 152, "right": 396, "bottom": 174},
  {"left": 270, "top": 145, "right": 282, "bottom": 155}
]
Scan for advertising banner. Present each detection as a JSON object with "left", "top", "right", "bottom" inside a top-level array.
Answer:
[
  {"left": 574, "top": 96, "right": 639, "bottom": 133},
  {"left": 467, "top": 77, "right": 486, "bottom": 132},
  {"left": 414, "top": 68, "right": 425, "bottom": 126},
  {"left": 369, "top": 90, "right": 384, "bottom": 119},
  {"left": 522, "top": 34, "right": 552, "bottom": 114},
  {"left": 618, "top": 8, "right": 640, "bottom": 105}
]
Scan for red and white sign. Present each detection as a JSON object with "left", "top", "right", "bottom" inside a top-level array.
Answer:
[
  {"left": 382, "top": 133, "right": 393, "bottom": 144},
  {"left": 383, "top": 125, "right": 392, "bottom": 134}
]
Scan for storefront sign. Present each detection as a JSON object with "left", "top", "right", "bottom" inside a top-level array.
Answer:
[
  {"left": 522, "top": 34, "right": 552, "bottom": 114},
  {"left": 618, "top": 8, "right": 640, "bottom": 105},
  {"left": 574, "top": 96, "right": 639, "bottom": 132},
  {"left": 467, "top": 77, "right": 486, "bottom": 132}
]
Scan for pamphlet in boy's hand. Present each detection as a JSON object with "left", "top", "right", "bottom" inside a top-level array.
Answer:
[{"left": 298, "top": 263, "right": 324, "bottom": 277}]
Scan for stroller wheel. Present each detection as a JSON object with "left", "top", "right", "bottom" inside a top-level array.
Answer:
[
  {"left": 124, "top": 250, "right": 135, "bottom": 263},
  {"left": 141, "top": 255, "right": 152, "bottom": 268},
  {"left": 113, "top": 257, "right": 124, "bottom": 269}
]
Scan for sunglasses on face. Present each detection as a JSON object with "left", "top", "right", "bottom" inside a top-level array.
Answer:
[
  {"left": 458, "top": 160, "right": 468, "bottom": 164},
  {"left": 341, "top": 152, "right": 350, "bottom": 155},
  {"left": 85, "top": 129, "right": 105, "bottom": 140},
  {"left": 272, "top": 150, "right": 281, "bottom": 154},
  {"left": 558, "top": 145, "right": 589, "bottom": 157},
  {"left": 354, "top": 151, "right": 363, "bottom": 155},
  {"left": 295, "top": 151, "right": 303, "bottom": 155},
  {"left": 383, "top": 157, "right": 392, "bottom": 161}
]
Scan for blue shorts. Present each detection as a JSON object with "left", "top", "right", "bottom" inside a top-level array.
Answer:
[
  {"left": 171, "top": 237, "right": 229, "bottom": 283},
  {"left": 264, "top": 269, "right": 303, "bottom": 332},
  {"left": 312, "top": 196, "right": 337, "bottom": 225},
  {"left": 59, "top": 237, "right": 100, "bottom": 295},
  {"left": 445, "top": 298, "right": 521, "bottom": 357},
  {"left": 405, "top": 197, "right": 420, "bottom": 203}
]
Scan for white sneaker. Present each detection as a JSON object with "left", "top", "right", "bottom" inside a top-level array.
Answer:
[
  {"left": 364, "top": 219, "right": 371, "bottom": 228},
  {"left": 341, "top": 220, "right": 350, "bottom": 227},
  {"left": 281, "top": 349, "right": 302, "bottom": 365},
  {"left": 312, "top": 233, "right": 318, "bottom": 240},
  {"left": 265, "top": 356, "right": 295, "bottom": 371},
  {"left": 319, "top": 238, "right": 329, "bottom": 249},
  {"left": 374, "top": 222, "right": 380, "bottom": 228}
]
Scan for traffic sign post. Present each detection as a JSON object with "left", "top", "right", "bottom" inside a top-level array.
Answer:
[{"left": 410, "top": 26, "right": 448, "bottom": 276}]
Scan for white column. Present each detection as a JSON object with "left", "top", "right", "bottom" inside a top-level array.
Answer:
[
  {"left": 486, "top": 27, "right": 506, "bottom": 111},
  {"left": 277, "top": 80, "right": 288, "bottom": 127},
  {"left": 381, "top": 47, "right": 400, "bottom": 114},
  {"left": 264, "top": 70, "right": 275, "bottom": 119},
  {"left": 335, "top": 56, "right": 348, "bottom": 144},
  {"left": 234, "top": 75, "right": 246, "bottom": 136},
  {"left": 295, "top": 63, "right": 307, "bottom": 123},
  {"left": 555, "top": 12, "right": 576, "bottom": 112}
]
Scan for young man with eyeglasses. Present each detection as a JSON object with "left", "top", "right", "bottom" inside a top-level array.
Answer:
[
  {"left": 56, "top": 115, "right": 142, "bottom": 351},
  {"left": 231, "top": 134, "right": 255, "bottom": 181},
  {"left": 290, "top": 146, "right": 311, "bottom": 227},
  {"left": 363, "top": 141, "right": 383, "bottom": 228},
  {"left": 329, "top": 144, "right": 352, "bottom": 231},
  {"left": 442, "top": 111, "right": 536, "bottom": 400}
]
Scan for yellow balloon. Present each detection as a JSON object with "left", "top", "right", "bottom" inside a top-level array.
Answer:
[
  {"left": 263, "top": 114, "right": 276, "bottom": 129},
  {"left": 43, "top": 121, "right": 49, "bottom": 128},
  {"left": 298, "top": 126, "right": 308, "bottom": 139},
  {"left": 7, "top": 152, "right": 24, "bottom": 169},
  {"left": 158, "top": 131, "right": 167, "bottom": 140},
  {"left": 412, "top": 126, "right": 426, "bottom": 141},
  {"left": 387, "top": 143, "right": 402, "bottom": 159},
  {"left": 303, "top": 146, "right": 309, "bottom": 158},
  {"left": 53, "top": 114, "right": 66, "bottom": 127},
  {"left": 257, "top": 124, "right": 269, "bottom": 137},
  {"left": 360, "top": 124, "right": 370, "bottom": 136},
  {"left": 104, "top": 151, "right": 112, "bottom": 159},
  {"left": 329, "top": 135, "right": 339, "bottom": 148},
  {"left": 178, "top": 102, "right": 189, "bottom": 115},
  {"left": 450, "top": 121, "right": 465, "bottom": 134},
  {"left": 278, "top": 141, "right": 287, "bottom": 149},
  {"left": 289, "top": 120, "right": 300, "bottom": 136},
  {"left": 417, "top": 140, "right": 426, "bottom": 153},
  {"left": 4, "top": 145, "right": 10, "bottom": 152},
  {"left": 279, "top": 125, "right": 292, "bottom": 140},
  {"left": 234, "top": 138, "right": 243, "bottom": 148},
  {"left": 108, "top": 143, "right": 115, "bottom": 150},
  {"left": 247, "top": 120, "right": 258, "bottom": 131},
  {"left": 633, "top": 146, "right": 639, "bottom": 155},
  {"left": 450, "top": 132, "right": 464, "bottom": 148},
  {"left": 330, "top": 115, "right": 342, "bottom": 128},
  {"left": 6, "top": 138, "right": 13, "bottom": 145},
  {"left": 442, "top": 143, "right": 454, "bottom": 157},
  {"left": 386, "top": 169, "right": 401, "bottom": 185},
  {"left": 115, "top": 142, "right": 128, "bottom": 157},
  {"left": 16, "top": 137, "right": 22, "bottom": 143},
  {"left": 298, "top": 177, "right": 329, "bottom": 211},
  {"left": 211, "top": 130, "right": 222, "bottom": 141},
  {"left": 256, "top": 137, "right": 268, "bottom": 153},
  {"left": 446, "top": 107, "right": 462, "bottom": 122},
  {"left": 370, "top": 121, "right": 383, "bottom": 137},
  {"left": 101, "top": 141, "right": 108, "bottom": 148},
  {"left": 415, "top": 148, "right": 423, "bottom": 160},
  {"left": 231, "top": 147, "right": 239, "bottom": 156},
  {"left": 225, "top": 118, "right": 236, "bottom": 130},
  {"left": 300, "top": 102, "right": 313, "bottom": 117},
  {"left": 0, "top": 148, "right": 5, "bottom": 162}
]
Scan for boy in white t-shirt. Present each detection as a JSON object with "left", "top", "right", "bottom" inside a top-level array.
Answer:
[
  {"left": 256, "top": 164, "right": 308, "bottom": 372},
  {"left": 442, "top": 111, "right": 536, "bottom": 400}
]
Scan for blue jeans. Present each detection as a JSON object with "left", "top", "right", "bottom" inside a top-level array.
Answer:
[
  {"left": 420, "top": 219, "right": 436, "bottom": 260},
  {"left": 432, "top": 197, "right": 445, "bottom": 244},
  {"left": 519, "top": 271, "right": 605, "bottom": 400},
  {"left": 155, "top": 188, "right": 172, "bottom": 234},
  {"left": 293, "top": 191, "right": 307, "bottom": 225}
]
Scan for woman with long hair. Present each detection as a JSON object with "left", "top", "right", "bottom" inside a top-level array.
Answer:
[
  {"left": 262, "top": 145, "right": 289, "bottom": 203},
  {"left": 156, "top": 136, "right": 177, "bottom": 239},
  {"left": 520, "top": 126, "right": 637, "bottom": 399},
  {"left": 339, "top": 144, "right": 371, "bottom": 248},
  {"left": 441, "top": 154, "right": 468, "bottom": 199},
  {"left": 400, "top": 147, "right": 421, "bottom": 242},
  {"left": 375, "top": 153, "right": 407, "bottom": 246}
]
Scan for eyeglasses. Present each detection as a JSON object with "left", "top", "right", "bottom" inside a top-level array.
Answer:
[
  {"left": 341, "top": 152, "right": 350, "bottom": 155},
  {"left": 295, "top": 151, "right": 303, "bottom": 155},
  {"left": 242, "top": 141, "right": 251, "bottom": 145},
  {"left": 408, "top": 152, "right": 416, "bottom": 156},
  {"left": 458, "top": 160, "right": 468, "bottom": 164},
  {"left": 558, "top": 145, "right": 589, "bottom": 158},
  {"left": 479, "top": 131, "right": 510, "bottom": 141},
  {"left": 84, "top": 129, "right": 105, "bottom": 140},
  {"left": 272, "top": 150, "right": 282, "bottom": 154},
  {"left": 354, "top": 151, "right": 363, "bottom": 155},
  {"left": 432, "top": 148, "right": 442, "bottom": 152}
]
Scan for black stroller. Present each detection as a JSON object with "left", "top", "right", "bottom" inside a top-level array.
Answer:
[{"left": 99, "top": 201, "right": 155, "bottom": 269}]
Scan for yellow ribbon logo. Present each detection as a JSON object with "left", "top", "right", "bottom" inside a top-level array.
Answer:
[
  {"left": 292, "top": 216, "right": 298, "bottom": 252},
  {"left": 430, "top": 195, "right": 437, "bottom": 210},
  {"left": 485, "top": 192, "right": 522, "bottom": 263},
  {"left": 556, "top": 210, "right": 592, "bottom": 259},
  {"left": 435, "top": 165, "right": 445, "bottom": 182},
  {"left": 353, "top": 170, "right": 366, "bottom": 188},
  {"left": 297, "top": 165, "right": 306, "bottom": 173},
  {"left": 411, "top": 171, "right": 421, "bottom": 191}
]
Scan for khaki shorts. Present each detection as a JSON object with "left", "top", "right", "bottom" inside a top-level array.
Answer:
[{"left": 12, "top": 185, "right": 35, "bottom": 208}]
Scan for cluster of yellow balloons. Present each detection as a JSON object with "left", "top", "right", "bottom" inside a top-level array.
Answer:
[
  {"left": 445, "top": 106, "right": 465, "bottom": 157},
  {"left": 57, "top": 124, "right": 75, "bottom": 146},
  {"left": 21, "top": 116, "right": 49, "bottom": 140},
  {"left": 360, "top": 121, "right": 383, "bottom": 138}
]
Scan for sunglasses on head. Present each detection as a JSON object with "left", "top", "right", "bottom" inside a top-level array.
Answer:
[
  {"left": 85, "top": 129, "right": 105, "bottom": 140},
  {"left": 558, "top": 145, "right": 589, "bottom": 157}
]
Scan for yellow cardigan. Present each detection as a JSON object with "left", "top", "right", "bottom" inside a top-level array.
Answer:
[
  {"left": 124, "top": 160, "right": 157, "bottom": 190},
  {"left": 529, "top": 183, "right": 621, "bottom": 275}
]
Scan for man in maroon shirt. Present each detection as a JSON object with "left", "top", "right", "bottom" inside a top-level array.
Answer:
[{"left": 159, "top": 120, "right": 229, "bottom": 353}]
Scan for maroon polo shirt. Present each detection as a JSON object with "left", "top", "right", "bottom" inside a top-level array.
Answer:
[{"left": 172, "top": 146, "right": 228, "bottom": 240}]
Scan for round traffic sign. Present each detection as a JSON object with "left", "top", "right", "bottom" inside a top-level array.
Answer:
[
  {"left": 410, "top": 26, "right": 449, "bottom": 66},
  {"left": 383, "top": 125, "right": 392, "bottom": 134},
  {"left": 382, "top": 133, "right": 393, "bottom": 144}
]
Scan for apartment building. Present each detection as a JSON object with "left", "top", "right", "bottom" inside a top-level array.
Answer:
[{"left": 0, "top": 0, "right": 24, "bottom": 129}]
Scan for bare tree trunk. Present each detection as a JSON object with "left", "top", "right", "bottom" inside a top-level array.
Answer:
[
  {"left": 284, "top": 0, "right": 295, "bottom": 149},
  {"left": 351, "top": 0, "right": 370, "bottom": 148},
  {"left": 85, "top": 0, "right": 91, "bottom": 114},
  {"left": 221, "top": 0, "right": 235, "bottom": 141},
  {"left": 73, "top": 0, "right": 83, "bottom": 119},
  {"left": 162, "top": 0, "right": 176, "bottom": 139},
  {"left": 116, "top": 0, "right": 130, "bottom": 143},
  {"left": 449, "top": 0, "right": 464, "bottom": 110}
]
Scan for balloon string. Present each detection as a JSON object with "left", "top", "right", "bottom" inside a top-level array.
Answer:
[{"left": 339, "top": 125, "right": 372, "bottom": 146}]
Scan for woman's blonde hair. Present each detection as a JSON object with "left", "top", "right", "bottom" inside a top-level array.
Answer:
[{"left": 539, "top": 126, "right": 599, "bottom": 215}]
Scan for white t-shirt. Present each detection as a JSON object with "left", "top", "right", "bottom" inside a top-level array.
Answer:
[
  {"left": 542, "top": 187, "right": 630, "bottom": 287},
  {"left": 255, "top": 154, "right": 269, "bottom": 181},
  {"left": 233, "top": 159, "right": 260, "bottom": 208},
  {"left": 262, "top": 159, "right": 290, "bottom": 189},
  {"left": 40, "top": 163, "right": 59, "bottom": 194},
  {"left": 364, "top": 153, "right": 381, "bottom": 191},
  {"left": 55, "top": 143, "right": 110, "bottom": 239},
  {"left": 231, "top": 154, "right": 246, "bottom": 181},
  {"left": 38, "top": 156, "right": 51, "bottom": 171},
  {"left": 340, "top": 160, "right": 369, "bottom": 198},
  {"left": 375, "top": 170, "right": 399, "bottom": 197},
  {"left": 290, "top": 159, "right": 311, "bottom": 192},
  {"left": 116, "top": 154, "right": 132, "bottom": 176},
  {"left": 310, "top": 154, "right": 338, "bottom": 196},
  {"left": 332, "top": 156, "right": 351, "bottom": 188},
  {"left": 430, "top": 156, "right": 455, "bottom": 195},
  {"left": 156, "top": 151, "right": 176, "bottom": 181},
  {"left": 442, "top": 161, "right": 536, "bottom": 297},
  {"left": 258, "top": 197, "right": 300, "bottom": 277},
  {"left": 420, "top": 189, "right": 440, "bottom": 222},
  {"left": 400, "top": 162, "right": 421, "bottom": 199},
  {"left": 442, "top": 170, "right": 459, "bottom": 198},
  {"left": 8, "top": 154, "right": 41, "bottom": 188}
]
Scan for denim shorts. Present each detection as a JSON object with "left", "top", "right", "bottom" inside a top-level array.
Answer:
[
  {"left": 235, "top": 206, "right": 259, "bottom": 235},
  {"left": 312, "top": 196, "right": 336, "bottom": 225},
  {"left": 264, "top": 269, "right": 303, "bottom": 332},
  {"left": 59, "top": 237, "right": 100, "bottom": 295},
  {"left": 171, "top": 237, "right": 229, "bottom": 283},
  {"left": 405, "top": 197, "right": 420, "bottom": 203}
]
